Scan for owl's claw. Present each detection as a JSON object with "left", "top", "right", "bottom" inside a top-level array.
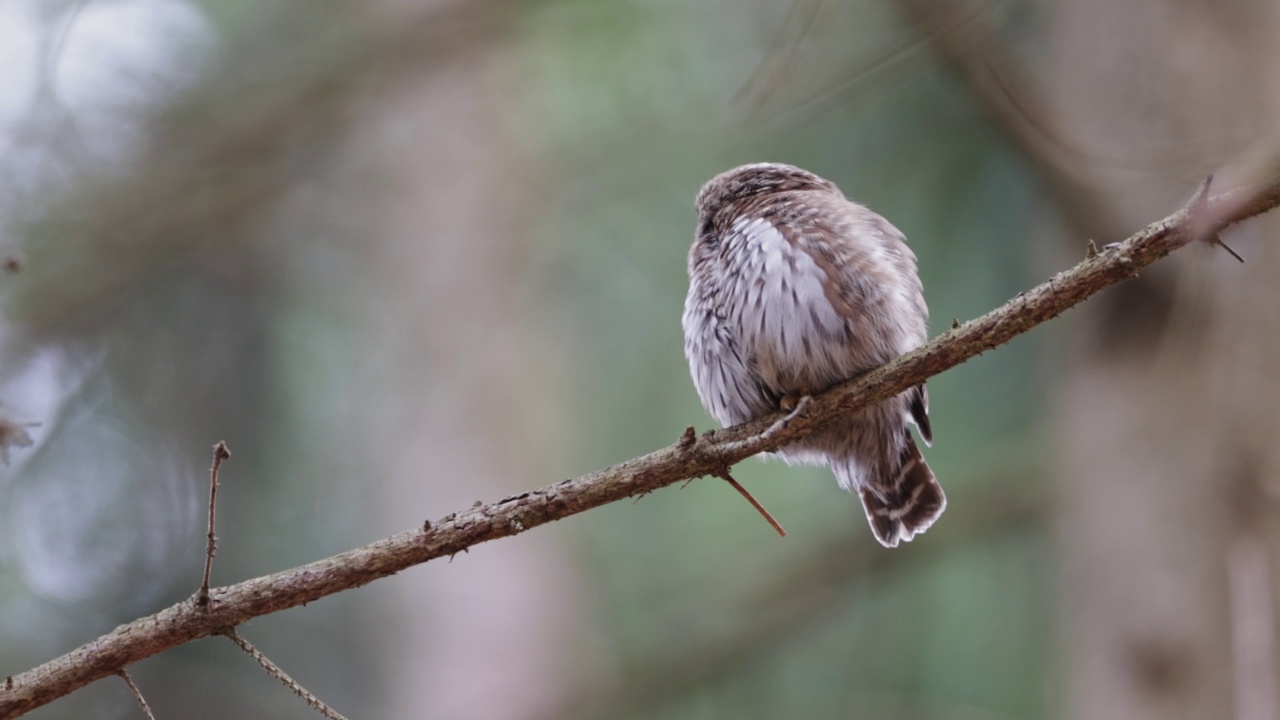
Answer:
[
  {"left": 780, "top": 393, "right": 814, "bottom": 413},
  {"left": 779, "top": 394, "right": 811, "bottom": 418}
]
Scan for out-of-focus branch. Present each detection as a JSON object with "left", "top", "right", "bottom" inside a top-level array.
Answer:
[
  {"left": 739, "top": 1, "right": 1130, "bottom": 242},
  {"left": 9, "top": 0, "right": 521, "bottom": 332},
  {"left": 892, "top": 0, "right": 1127, "bottom": 241},
  {"left": 2, "top": 176, "right": 1279, "bottom": 718}
]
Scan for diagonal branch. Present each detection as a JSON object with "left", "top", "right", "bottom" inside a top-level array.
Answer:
[
  {"left": 222, "top": 629, "right": 348, "bottom": 720},
  {"left": 2, "top": 176, "right": 1279, "bottom": 718},
  {"left": 116, "top": 671, "right": 156, "bottom": 720}
]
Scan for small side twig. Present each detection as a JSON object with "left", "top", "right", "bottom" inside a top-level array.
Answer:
[
  {"left": 199, "top": 441, "right": 231, "bottom": 607},
  {"left": 117, "top": 671, "right": 156, "bottom": 720},
  {"left": 713, "top": 397, "right": 810, "bottom": 537},
  {"left": 1187, "top": 175, "right": 1245, "bottom": 262},
  {"left": 717, "top": 471, "right": 786, "bottom": 537},
  {"left": 221, "top": 629, "right": 348, "bottom": 720},
  {"left": 1214, "top": 238, "right": 1246, "bottom": 263},
  {"left": 677, "top": 426, "right": 697, "bottom": 450}
]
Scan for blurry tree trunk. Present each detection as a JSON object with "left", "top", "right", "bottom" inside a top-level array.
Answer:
[
  {"left": 343, "top": 4, "right": 585, "bottom": 718},
  {"left": 1045, "top": 2, "right": 1280, "bottom": 719}
]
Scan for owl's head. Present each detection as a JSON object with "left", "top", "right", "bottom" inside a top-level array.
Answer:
[{"left": 695, "top": 163, "right": 840, "bottom": 221}]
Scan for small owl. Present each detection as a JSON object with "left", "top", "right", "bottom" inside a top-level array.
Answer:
[{"left": 682, "top": 162, "right": 945, "bottom": 547}]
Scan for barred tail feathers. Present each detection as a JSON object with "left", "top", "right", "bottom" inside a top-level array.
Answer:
[{"left": 834, "top": 434, "right": 945, "bottom": 548}]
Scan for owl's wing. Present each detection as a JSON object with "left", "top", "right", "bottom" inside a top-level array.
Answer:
[
  {"left": 781, "top": 195, "right": 935, "bottom": 443},
  {"left": 683, "top": 239, "right": 778, "bottom": 428},
  {"left": 682, "top": 309, "right": 778, "bottom": 426},
  {"left": 866, "top": 211, "right": 929, "bottom": 325},
  {"left": 855, "top": 209, "right": 932, "bottom": 445}
]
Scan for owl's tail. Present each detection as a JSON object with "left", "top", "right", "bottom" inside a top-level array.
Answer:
[{"left": 837, "top": 434, "right": 946, "bottom": 548}]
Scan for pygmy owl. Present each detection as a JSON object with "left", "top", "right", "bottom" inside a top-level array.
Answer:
[{"left": 682, "top": 162, "right": 945, "bottom": 547}]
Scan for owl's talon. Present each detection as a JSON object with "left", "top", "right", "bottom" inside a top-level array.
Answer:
[
  {"left": 781, "top": 394, "right": 811, "bottom": 417},
  {"left": 788, "top": 394, "right": 808, "bottom": 417}
]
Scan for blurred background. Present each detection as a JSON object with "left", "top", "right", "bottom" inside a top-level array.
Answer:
[{"left": 1, "top": 0, "right": 1278, "bottom": 718}]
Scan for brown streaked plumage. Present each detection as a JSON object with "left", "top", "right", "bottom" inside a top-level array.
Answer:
[{"left": 682, "top": 162, "right": 944, "bottom": 547}]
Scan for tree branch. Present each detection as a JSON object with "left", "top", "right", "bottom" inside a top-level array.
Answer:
[
  {"left": 116, "top": 671, "right": 155, "bottom": 720},
  {"left": 221, "top": 629, "right": 348, "bottom": 720},
  {"left": 2, "top": 176, "right": 1278, "bottom": 718},
  {"left": 198, "top": 441, "right": 231, "bottom": 607}
]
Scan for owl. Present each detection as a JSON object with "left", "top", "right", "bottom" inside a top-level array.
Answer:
[{"left": 682, "top": 163, "right": 944, "bottom": 547}]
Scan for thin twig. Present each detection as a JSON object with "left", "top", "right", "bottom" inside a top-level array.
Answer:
[
  {"left": 711, "top": 396, "right": 808, "bottom": 536},
  {"left": 1186, "top": 174, "right": 1246, "bottom": 261},
  {"left": 221, "top": 629, "right": 348, "bottom": 720},
  {"left": 4, "top": 175, "right": 1280, "bottom": 718},
  {"left": 1215, "top": 240, "right": 1246, "bottom": 263},
  {"left": 199, "top": 441, "right": 231, "bottom": 607},
  {"left": 718, "top": 472, "right": 786, "bottom": 537},
  {"left": 117, "top": 671, "right": 156, "bottom": 720}
]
